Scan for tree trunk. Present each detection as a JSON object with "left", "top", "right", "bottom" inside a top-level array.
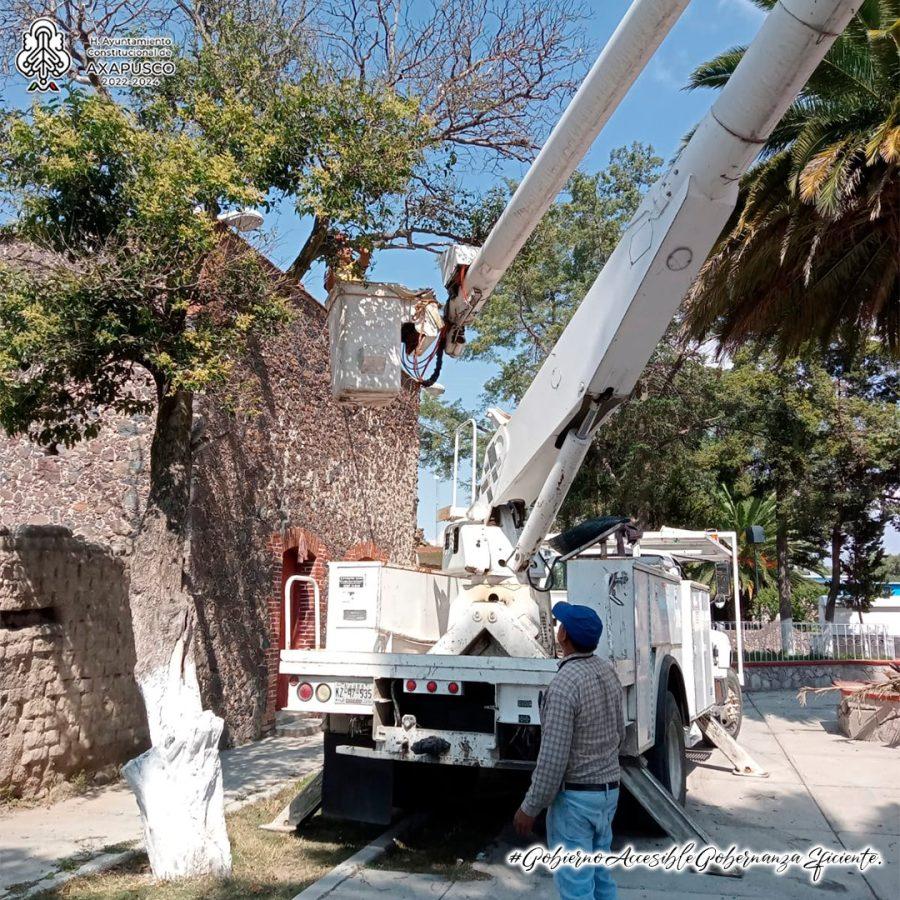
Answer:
[
  {"left": 776, "top": 490, "right": 794, "bottom": 656},
  {"left": 122, "top": 388, "right": 231, "bottom": 879},
  {"left": 287, "top": 215, "right": 330, "bottom": 282},
  {"left": 824, "top": 521, "right": 843, "bottom": 623}
]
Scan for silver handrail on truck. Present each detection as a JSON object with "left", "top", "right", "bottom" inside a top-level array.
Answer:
[{"left": 284, "top": 575, "right": 322, "bottom": 651}]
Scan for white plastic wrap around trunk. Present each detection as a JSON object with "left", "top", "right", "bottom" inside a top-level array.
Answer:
[
  {"left": 123, "top": 651, "right": 232, "bottom": 880},
  {"left": 123, "top": 707, "right": 231, "bottom": 880}
]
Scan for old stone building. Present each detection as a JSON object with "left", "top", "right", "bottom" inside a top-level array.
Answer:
[
  {"left": 0, "top": 526, "right": 148, "bottom": 799},
  {"left": 0, "top": 241, "right": 421, "bottom": 798}
]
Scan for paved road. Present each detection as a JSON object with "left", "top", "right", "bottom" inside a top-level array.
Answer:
[
  {"left": 3, "top": 692, "right": 898, "bottom": 900},
  {"left": 317, "top": 691, "right": 900, "bottom": 899},
  {"left": 0, "top": 733, "right": 323, "bottom": 896}
]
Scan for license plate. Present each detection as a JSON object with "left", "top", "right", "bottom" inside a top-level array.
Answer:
[{"left": 334, "top": 682, "right": 373, "bottom": 705}]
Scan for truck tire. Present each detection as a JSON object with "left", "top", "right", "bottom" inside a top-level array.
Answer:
[
  {"left": 645, "top": 690, "right": 687, "bottom": 805},
  {"left": 703, "top": 668, "right": 743, "bottom": 745}
]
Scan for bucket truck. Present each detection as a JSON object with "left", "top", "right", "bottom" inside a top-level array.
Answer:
[{"left": 281, "top": 0, "right": 860, "bottom": 829}]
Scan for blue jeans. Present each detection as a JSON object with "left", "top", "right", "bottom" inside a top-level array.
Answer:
[{"left": 546, "top": 787, "right": 619, "bottom": 900}]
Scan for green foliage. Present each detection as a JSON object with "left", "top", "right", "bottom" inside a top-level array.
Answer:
[
  {"left": 842, "top": 512, "right": 892, "bottom": 610},
  {"left": 711, "top": 485, "right": 777, "bottom": 598},
  {"left": 563, "top": 335, "right": 723, "bottom": 529},
  {"left": 754, "top": 578, "right": 823, "bottom": 622},
  {"left": 685, "top": 0, "right": 900, "bottom": 356},
  {"left": 877, "top": 553, "right": 900, "bottom": 581},
  {"left": 699, "top": 345, "right": 898, "bottom": 612},
  {"left": 464, "top": 145, "right": 662, "bottom": 405},
  {"left": 0, "top": 92, "right": 290, "bottom": 448},
  {"left": 141, "top": 38, "right": 428, "bottom": 247}
]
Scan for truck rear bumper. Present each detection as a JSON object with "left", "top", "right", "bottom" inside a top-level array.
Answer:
[
  {"left": 280, "top": 649, "right": 560, "bottom": 683},
  {"left": 280, "top": 649, "right": 635, "bottom": 685},
  {"left": 336, "top": 728, "right": 511, "bottom": 768}
]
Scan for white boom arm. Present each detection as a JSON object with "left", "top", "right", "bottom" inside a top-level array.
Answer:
[
  {"left": 442, "top": 0, "right": 859, "bottom": 578},
  {"left": 442, "top": 0, "right": 691, "bottom": 354}
]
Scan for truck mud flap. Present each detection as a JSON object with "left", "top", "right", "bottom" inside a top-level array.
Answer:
[
  {"left": 322, "top": 731, "right": 394, "bottom": 825},
  {"left": 620, "top": 758, "right": 740, "bottom": 878}
]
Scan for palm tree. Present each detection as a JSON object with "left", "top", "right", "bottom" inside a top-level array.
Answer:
[
  {"left": 713, "top": 485, "right": 777, "bottom": 609},
  {"left": 684, "top": 0, "right": 899, "bottom": 357}
]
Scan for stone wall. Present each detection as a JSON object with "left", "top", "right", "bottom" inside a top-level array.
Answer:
[
  {"left": 0, "top": 377, "right": 153, "bottom": 551},
  {"left": 188, "top": 297, "right": 420, "bottom": 742},
  {"left": 0, "top": 527, "right": 148, "bottom": 800},
  {"left": 0, "top": 279, "right": 420, "bottom": 763},
  {"left": 743, "top": 661, "right": 898, "bottom": 692}
]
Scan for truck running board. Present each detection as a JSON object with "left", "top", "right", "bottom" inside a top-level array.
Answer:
[
  {"left": 697, "top": 714, "right": 769, "bottom": 778},
  {"left": 619, "top": 759, "right": 741, "bottom": 879}
]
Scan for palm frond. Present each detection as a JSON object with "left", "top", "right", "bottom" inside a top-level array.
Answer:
[
  {"left": 685, "top": 48, "right": 746, "bottom": 91},
  {"left": 685, "top": 0, "right": 900, "bottom": 357}
]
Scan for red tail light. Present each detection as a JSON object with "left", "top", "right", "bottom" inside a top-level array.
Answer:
[
  {"left": 297, "top": 682, "right": 313, "bottom": 701},
  {"left": 406, "top": 679, "right": 417, "bottom": 692},
  {"left": 448, "top": 681, "right": 459, "bottom": 694},
  {"left": 426, "top": 680, "right": 437, "bottom": 693}
]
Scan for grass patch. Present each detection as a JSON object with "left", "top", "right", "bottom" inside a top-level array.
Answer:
[{"left": 33, "top": 775, "right": 383, "bottom": 899}]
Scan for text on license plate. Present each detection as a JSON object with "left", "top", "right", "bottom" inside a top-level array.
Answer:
[{"left": 334, "top": 682, "right": 373, "bottom": 705}]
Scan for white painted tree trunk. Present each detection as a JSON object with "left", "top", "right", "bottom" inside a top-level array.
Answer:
[
  {"left": 780, "top": 616, "right": 795, "bottom": 658},
  {"left": 124, "top": 387, "right": 232, "bottom": 879},
  {"left": 123, "top": 629, "right": 231, "bottom": 879}
]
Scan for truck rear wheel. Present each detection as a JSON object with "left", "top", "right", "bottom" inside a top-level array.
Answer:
[{"left": 645, "top": 690, "right": 686, "bottom": 805}]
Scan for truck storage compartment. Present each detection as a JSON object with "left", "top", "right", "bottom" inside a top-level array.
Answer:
[{"left": 326, "top": 561, "right": 456, "bottom": 652}]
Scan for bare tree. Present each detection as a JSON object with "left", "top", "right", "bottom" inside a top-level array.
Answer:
[
  {"left": 288, "top": 0, "right": 586, "bottom": 274},
  {"left": 4, "top": 0, "right": 585, "bottom": 277}
]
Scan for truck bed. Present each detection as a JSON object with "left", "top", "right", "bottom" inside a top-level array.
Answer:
[{"left": 280, "top": 648, "right": 635, "bottom": 685}]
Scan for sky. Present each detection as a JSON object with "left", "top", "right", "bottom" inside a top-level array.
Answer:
[
  {"left": 4, "top": 0, "right": 897, "bottom": 554},
  {"left": 280, "top": 0, "right": 777, "bottom": 543}
]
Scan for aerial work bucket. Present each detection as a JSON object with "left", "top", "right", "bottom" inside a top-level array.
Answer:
[{"left": 326, "top": 279, "right": 441, "bottom": 407}]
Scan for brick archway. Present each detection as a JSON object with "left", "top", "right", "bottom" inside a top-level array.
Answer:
[
  {"left": 264, "top": 527, "right": 330, "bottom": 730},
  {"left": 344, "top": 540, "right": 388, "bottom": 563}
]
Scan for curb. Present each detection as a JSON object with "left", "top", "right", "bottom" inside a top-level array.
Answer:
[
  {"left": 5, "top": 847, "right": 142, "bottom": 900},
  {"left": 290, "top": 813, "right": 428, "bottom": 900},
  {"left": 2, "top": 774, "right": 312, "bottom": 900}
]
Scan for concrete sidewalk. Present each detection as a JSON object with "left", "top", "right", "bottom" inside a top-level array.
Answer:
[
  {"left": 318, "top": 691, "right": 900, "bottom": 899},
  {"left": 0, "top": 732, "right": 323, "bottom": 896}
]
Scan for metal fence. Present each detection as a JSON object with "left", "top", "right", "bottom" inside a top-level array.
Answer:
[{"left": 715, "top": 621, "right": 899, "bottom": 662}]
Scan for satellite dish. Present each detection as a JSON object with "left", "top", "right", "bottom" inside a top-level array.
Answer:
[{"left": 217, "top": 208, "right": 265, "bottom": 232}]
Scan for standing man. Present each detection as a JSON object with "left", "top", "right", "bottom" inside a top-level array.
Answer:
[{"left": 514, "top": 601, "right": 624, "bottom": 900}]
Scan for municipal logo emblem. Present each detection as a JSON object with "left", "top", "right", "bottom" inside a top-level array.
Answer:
[{"left": 15, "top": 18, "right": 71, "bottom": 92}]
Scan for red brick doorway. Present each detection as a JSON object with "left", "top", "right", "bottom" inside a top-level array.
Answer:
[{"left": 268, "top": 528, "right": 330, "bottom": 717}]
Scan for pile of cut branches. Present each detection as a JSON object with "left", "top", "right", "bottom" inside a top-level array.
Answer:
[{"left": 798, "top": 663, "right": 900, "bottom": 707}]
